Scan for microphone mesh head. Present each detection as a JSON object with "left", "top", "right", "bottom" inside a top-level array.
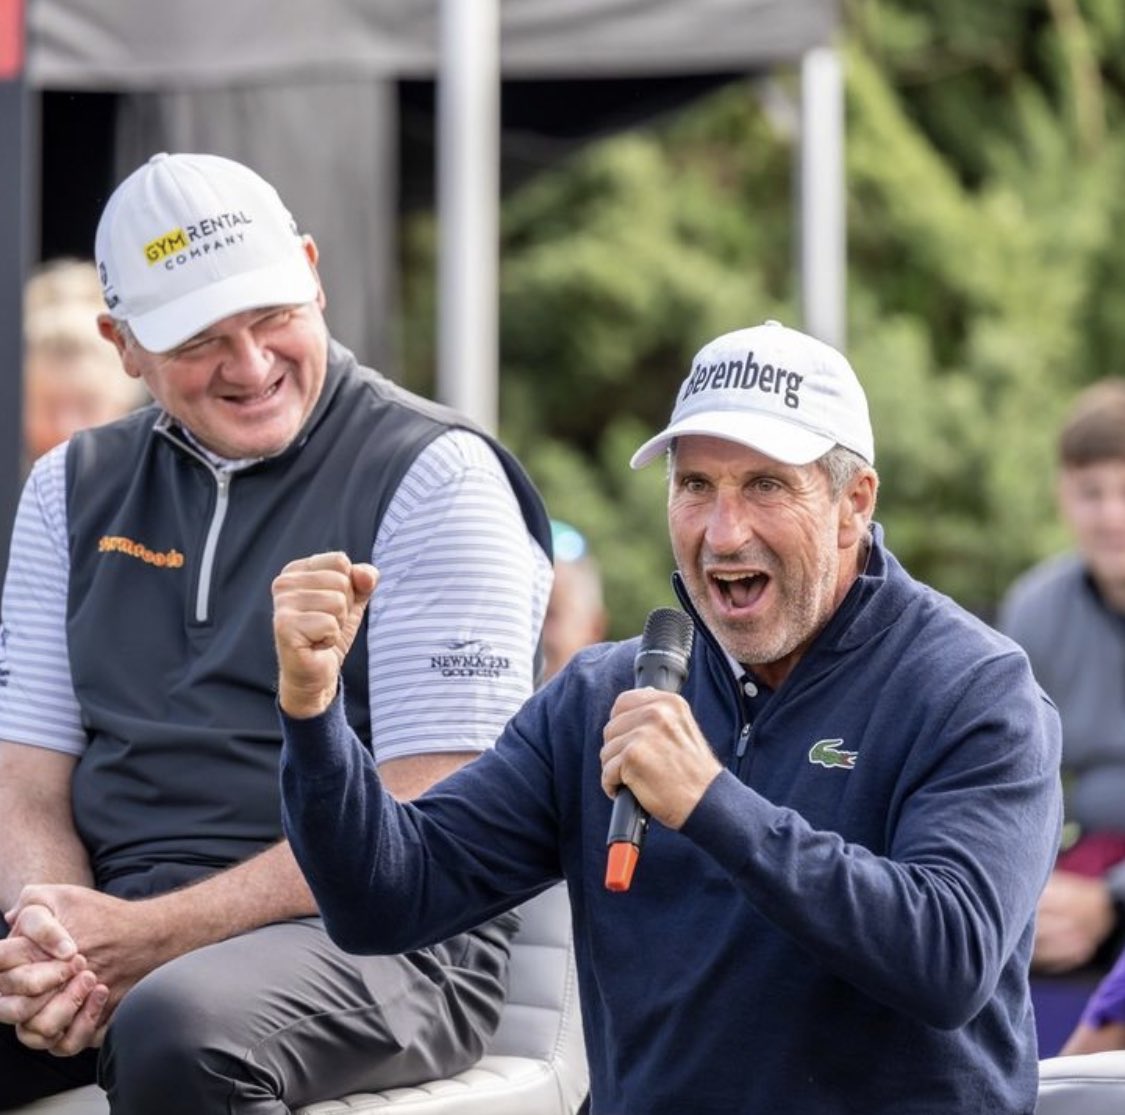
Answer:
[{"left": 640, "top": 607, "right": 694, "bottom": 663}]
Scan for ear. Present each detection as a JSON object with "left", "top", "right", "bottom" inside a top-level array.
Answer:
[
  {"left": 97, "top": 315, "right": 133, "bottom": 360},
  {"left": 96, "top": 314, "right": 144, "bottom": 379},
  {"left": 301, "top": 236, "right": 328, "bottom": 310},
  {"left": 837, "top": 468, "right": 878, "bottom": 550},
  {"left": 97, "top": 313, "right": 126, "bottom": 354}
]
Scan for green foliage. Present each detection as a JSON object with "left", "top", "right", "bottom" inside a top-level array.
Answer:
[
  {"left": 399, "top": 0, "right": 1125, "bottom": 634},
  {"left": 843, "top": 12, "right": 1125, "bottom": 610},
  {"left": 516, "top": 421, "right": 678, "bottom": 637}
]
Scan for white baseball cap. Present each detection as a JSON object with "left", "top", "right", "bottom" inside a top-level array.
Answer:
[
  {"left": 630, "top": 320, "right": 874, "bottom": 468},
  {"left": 95, "top": 152, "right": 319, "bottom": 353}
]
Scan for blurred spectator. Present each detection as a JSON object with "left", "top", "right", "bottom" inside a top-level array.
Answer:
[
  {"left": 24, "top": 257, "right": 106, "bottom": 316},
  {"left": 23, "top": 260, "right": 148, "bottom": 466},
  {"left": 542, "top": 519, "right": 607, "bottom": 681},
  {"left": 997, "top": 378, "right": 1125, "bottom": 976},
  {"left": 23, "top": 303, "right": 149, "bottom": 463}
]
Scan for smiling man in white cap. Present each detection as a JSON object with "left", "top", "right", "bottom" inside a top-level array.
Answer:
[
  {"left": 0, "top": 152, "right": 554, "bottom": 1113},
  {"left": 272, "top": 320, "right": 1063, "bottom": 1114}
]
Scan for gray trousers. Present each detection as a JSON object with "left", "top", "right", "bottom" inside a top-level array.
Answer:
[{"left": 0, "top": 914, "right": 517, "bottom": 1114}]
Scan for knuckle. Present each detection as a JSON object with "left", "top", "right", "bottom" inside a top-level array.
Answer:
[
  {"left": 16, "top": 1018, "right": 50, "bottom": 1045},
  {"left": 52, "top": 1024, "right": 87, "bottom": 1058}
]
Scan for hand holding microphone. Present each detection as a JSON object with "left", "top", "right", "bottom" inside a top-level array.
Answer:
[{"left": 603, "top": 608, "right": 699, "bottom": 892}]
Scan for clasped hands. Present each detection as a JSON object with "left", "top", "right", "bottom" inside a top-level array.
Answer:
[{"left": 0, "top": 885, "right": 152, "bottom": 1056}]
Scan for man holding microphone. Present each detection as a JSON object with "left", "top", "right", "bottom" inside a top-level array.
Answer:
[{"left": 276, "top": 320, "right": 1062, "bottom": 1113}]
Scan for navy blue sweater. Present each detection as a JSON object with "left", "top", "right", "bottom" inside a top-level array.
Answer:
[{"left": 281, "top": 530, "right": 1061, "bottom": 1114}]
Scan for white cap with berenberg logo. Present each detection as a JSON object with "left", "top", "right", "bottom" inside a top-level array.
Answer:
[
  {"left": 630, "top": 320, "right": 874, "bottom": 469},
  {"left": 94, "top": 152, "right": 319, "bottom": 354}
]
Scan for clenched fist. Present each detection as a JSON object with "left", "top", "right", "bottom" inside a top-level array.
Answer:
[{"left": 272, "top": 552, "right": 379, "bottom": 719}]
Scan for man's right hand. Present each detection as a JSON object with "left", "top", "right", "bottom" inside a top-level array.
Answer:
[
  {"left": 600, "top": 687, "right": 723, "bottom": 831},
  {"left": 272, "top": 552, "right": 379, "bottom": 719},
  {"left": 0, "top": 910, "right": 85, "bottom": 1025}
]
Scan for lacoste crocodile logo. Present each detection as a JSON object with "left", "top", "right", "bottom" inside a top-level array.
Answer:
[{"left": 808, "top": 739, "right": 857, "bottom": 770}]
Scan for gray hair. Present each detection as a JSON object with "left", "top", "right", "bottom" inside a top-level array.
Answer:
[
  {"left": 112, "top": 319, "right": 140, "bottom": 349},
  {"left": 817, "top": 445, "right": 871, "bottom": 498}
]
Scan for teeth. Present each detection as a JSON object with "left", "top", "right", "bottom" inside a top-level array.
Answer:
[
  {"left": 711, "top": 571, "right": 762, "bottom": 582},
  {"left": 234, "top": 382, "right": 279, "bottom": 403}
]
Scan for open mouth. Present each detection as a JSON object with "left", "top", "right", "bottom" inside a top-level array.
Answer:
[{"left": 710, "top": 570, "right": 769, "bottom": 610}]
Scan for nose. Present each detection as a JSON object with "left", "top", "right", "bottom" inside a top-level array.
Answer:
[
  {"left": 704, "top": 488, "right": 752, "bottom": 556},
  {"left": 220, "top": 330, "right": 274, "bottom": 386}
]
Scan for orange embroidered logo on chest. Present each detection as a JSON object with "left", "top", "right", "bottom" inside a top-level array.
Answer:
[{"left": 98, "top": 535, "right": 185, "bottom": 569}]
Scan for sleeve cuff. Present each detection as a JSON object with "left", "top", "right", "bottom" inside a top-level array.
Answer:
[
  {"left": 679, "top": 769, "right": 767, "bottom": 875},
  {"left": 277, "top": 688, "right": 354, "bottom": 778}
]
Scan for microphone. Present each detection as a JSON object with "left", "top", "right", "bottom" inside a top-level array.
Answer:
[{"left": 605, "top": 607, "right": 694, "bottom": 892}]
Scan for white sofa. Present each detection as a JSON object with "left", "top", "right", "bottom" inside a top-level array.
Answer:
[
  {"left": 11, "top": 883, "right": 588, "bottom": 1115},
  {"left": 1036, "top": 1050, "right": 1125, "bottom": 1114}
]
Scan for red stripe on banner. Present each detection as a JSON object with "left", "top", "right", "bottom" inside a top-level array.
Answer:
[{"left": 0, "top": 0, "right": 25, "bottom": 80}]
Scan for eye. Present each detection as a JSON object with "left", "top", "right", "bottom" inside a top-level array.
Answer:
[
  {"left": 1074, "top": 483, "right": 1103, "bottom": 502},
  {"left": 749, "top": 477, "right": 782, "bottom": 494},
  {"left": 677, "top": 475, "right": 710, "bottom": 494},
  {"left": 259, "top": 307, "right": 298, "bottom": 330},
  {"left": 171, "top": 336, "right": 220, "bottom": 360}
]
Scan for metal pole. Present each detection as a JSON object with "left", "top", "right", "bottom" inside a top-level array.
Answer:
[
  {"left": 437, "top": 0, "right": 500, "bottom": 433},
  {"left": 0, "top": 0, "right": 29, "bottom": 586},
  {"left": 798, "top": 45, "right": 846, "bottom": 351}
]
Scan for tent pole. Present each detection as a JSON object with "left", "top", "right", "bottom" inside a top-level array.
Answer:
[
  {"left": 437, "top": 0, "right": 500, "bottom": 433},
  {"left": 798, "top": 45, "right": 846, "bottom": 351}
]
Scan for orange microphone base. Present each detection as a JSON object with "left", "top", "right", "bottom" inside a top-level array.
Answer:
[{"left": 605, "top": 842, "right": 640, "bottom": 892}]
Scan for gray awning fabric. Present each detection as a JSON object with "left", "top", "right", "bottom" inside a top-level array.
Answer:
[{"left": 27, "top": 0, "right": 837, "bottom": 88}]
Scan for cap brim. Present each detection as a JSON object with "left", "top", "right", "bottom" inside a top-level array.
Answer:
[
  {"left": 124, "top": 255, "right": 319, "bottom": 353},
  {"left": 630, "top": 410, "right": 836, "bottom": 469}
]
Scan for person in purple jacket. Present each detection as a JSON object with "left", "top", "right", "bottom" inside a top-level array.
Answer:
[
  {"left": 1063, "top": 947, "right": 1125, "bottom": 1054},
  {"left": 275, "top": 320, "right": 1063, "bottom": 1114}
]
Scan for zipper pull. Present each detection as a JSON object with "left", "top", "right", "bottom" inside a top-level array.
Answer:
[{"left": 735, "top": 724, "right": 751, "bottom": 758}]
